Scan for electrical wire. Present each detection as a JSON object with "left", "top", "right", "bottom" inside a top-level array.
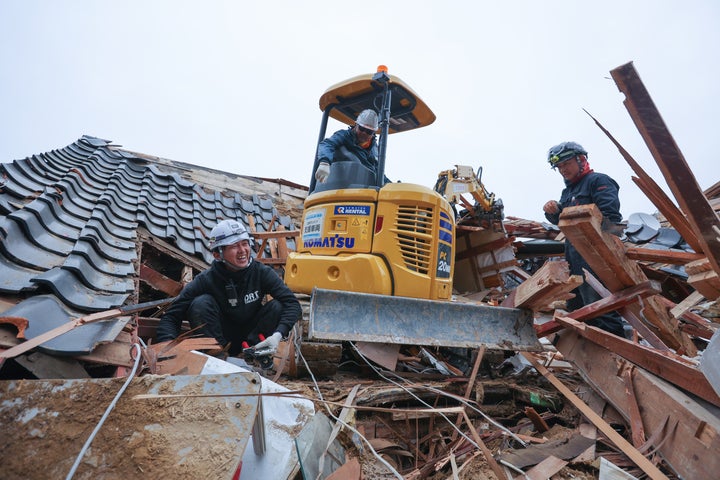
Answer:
[
  {"left": 350, "top": 342, "right": 528, "bottom": 447},
  {"left": 349, "top": 342, "right": 480, "bottom": 448},
  {"left": 65, "top": 343, "right": 143, "bottom": 480},
  {"left": 293, "top": 334, "right": 403, "bottom": 480}
]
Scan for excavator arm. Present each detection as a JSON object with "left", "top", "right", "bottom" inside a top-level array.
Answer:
[{"left": 434, "top": 165, "right": 504, "bottom": 226}]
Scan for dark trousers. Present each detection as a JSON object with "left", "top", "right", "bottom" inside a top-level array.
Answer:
[
  {"left": 187, "top": 294, "right": 283, "bottom": 355},
  {"left": 565, "top": 244, "right": 625, "bottom": 338}
]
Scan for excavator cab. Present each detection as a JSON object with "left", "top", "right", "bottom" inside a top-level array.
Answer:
[
  {"left": 307, "top": 66, "right": 436, "bottom": 194},
  {"left": 287, "top": 66, "right": 454, "bottom": 301}
]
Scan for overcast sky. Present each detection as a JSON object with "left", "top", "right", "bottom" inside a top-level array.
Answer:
[{"left": 1, "top": 1, "right": 717, "bottom": 223}]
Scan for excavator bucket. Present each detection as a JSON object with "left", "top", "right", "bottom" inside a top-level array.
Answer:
[{"left": 309, "top": 288, "right": 542, "bottom": 351}]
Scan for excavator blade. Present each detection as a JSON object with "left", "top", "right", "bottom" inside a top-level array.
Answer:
[{"left": 309, "top": 288, "right": 542, "bottom": 351}]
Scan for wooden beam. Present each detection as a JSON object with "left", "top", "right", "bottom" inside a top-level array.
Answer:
[
  {"left": 139, "top": 263, "right": 183, "bottom": 296},
  {"left": 685, "top": 258, "right": 720, "bottom": 300},
  {"left": 138, "top": 230, "right": 209, "bottom": 272},
  {"left": 511, "top": 260, "right": 582, "bottom": 311},
  {"left": 554, "top": 315, "right": 720, "bottom": 407},
  {"left": 584, "top": 108, "right": 703, "bottom": 253},
  {"left": 583, "top": 271, "right": 671, "bottom": 352},
  {"left": 521, "top": 352, "right": 669, "bottom": 480},
  {"left": 558, "top": 204, "right": 696, "bottom": 354},
  {"left": 610, "top": 61, "right": 720, "bottom": 278},
  {"left": 631, "top": 176, "right": 704, "bottom": 253},
  {"left": 534, "top": 280, "right": 661, "bottom": 338},
  {"left": 624, "top": 247, "right": 704, "bottom": 265},
  {"left": 556, "top": 332, "right": 720, "bottom": 480}
]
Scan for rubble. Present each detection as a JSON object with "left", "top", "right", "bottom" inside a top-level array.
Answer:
[{"left": 1, "top": 61, "right": 720, "bottom": 479}]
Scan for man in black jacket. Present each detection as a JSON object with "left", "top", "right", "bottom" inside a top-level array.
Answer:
[
  {"left": 543, "top": 141, "right": 626, "bottom": 337},
  {"left": 157, "top": 219, "right": 301, "bottom": 355}
]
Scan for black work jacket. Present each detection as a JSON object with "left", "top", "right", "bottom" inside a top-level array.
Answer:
[
  {"left": 544, "top": 171, "right": 622, "bottom": 226},
  {"left": 157, "top": 259, "right": 301, "bottom": 341}
]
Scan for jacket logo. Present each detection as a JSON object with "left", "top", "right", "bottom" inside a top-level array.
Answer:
[{"left": 245, "top": 291, "right": 260, "bottom": 304}]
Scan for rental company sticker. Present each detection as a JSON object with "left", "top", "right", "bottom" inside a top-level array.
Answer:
[{"left": 334, "top": 205, "right": 370, "bottom": 216}]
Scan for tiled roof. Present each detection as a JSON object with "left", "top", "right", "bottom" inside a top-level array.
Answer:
[{"left": 0, "top": 135, "right": 299, "bottom": 355}]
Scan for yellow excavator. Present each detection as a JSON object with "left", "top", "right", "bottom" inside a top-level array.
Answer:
[{"left": 285, "top": 66, "right": 539, "bottom": 350}]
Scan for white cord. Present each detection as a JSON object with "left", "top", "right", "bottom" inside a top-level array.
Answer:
[
  {"left": 295, "top": 337, "right": 403, "bottom": 480},
  {"left": 349, "top": 342, "right": 480, "bottom": 448},
  {"left": 65, "top": 343, "right": 143, "bottom": 480},
  {"left": 351, "top": 343, "right": 527, "bottom": 447}
]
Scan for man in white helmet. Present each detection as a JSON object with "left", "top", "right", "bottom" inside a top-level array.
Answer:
[
  {"left": 314, "top": 109, "right": 389, "bottom": 186},
  {"left": 157, "top": 219, "right": 301, "bottom": 356}
]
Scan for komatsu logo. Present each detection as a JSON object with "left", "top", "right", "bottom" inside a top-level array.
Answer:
[
  {"left": 304, "top": 235, "right": 356, "bottom": 249},
  {"left": 334, "top": 205, "right": 370, "bottom": 215}
]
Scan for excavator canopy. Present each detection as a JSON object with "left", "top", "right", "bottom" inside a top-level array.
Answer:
[{"left": 319, "top": 72, "right": 436, "bottom": 134}]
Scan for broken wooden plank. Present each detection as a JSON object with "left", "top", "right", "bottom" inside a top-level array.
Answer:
[
  {"left": 534, "top": 280, "right": 661, "bottom": 338},
  {"left": 514, "top": 455, "right": 568, "bottom": 480},
  {"left": 556, "top": 332, "right": 720, "bottom": 480},
  {"left": 610, "top": 61, "right": 720, "bottom": 279},
  {"left": 553, "top": 315, "right": 720, "bottom": 407},
  {"left": 584, "top": 108, "right": 703, "bottom": 254},
  {"left": 685, "top": 258, "right": 720, "bottom": 300},
  {"left": 510, "top": 260, "right": 582, "bottom": 311},
  {"left": 139, "top": 263, "right": 183, "bottom": 296},
  {"left": 622, "top": 366, "right": 647, "bottom": 448},
  {"left": 583, "top": 271, "right": 670, "bottom": 351},
  {"left": 521, "top": 352, "right": 669, "bottom": 480},
  {"left": 624, "top": 247, "right": 704, "bottom": 265},
  {"left": 559, "top": 204, "right": 696, "bottom": 354},
  {"left": 669, "top": 290, "right": 705, "bottom": 319}
]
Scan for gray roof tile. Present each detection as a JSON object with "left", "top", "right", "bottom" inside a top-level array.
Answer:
[
  {"left": 1, "top": 294, "right": 128, "bottom": 355},
  {"left": 0, "top": 136, "right": 299, "bottom": 354}
]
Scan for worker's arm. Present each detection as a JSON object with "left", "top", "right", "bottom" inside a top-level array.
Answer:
[
  {"left": 590, "top": 175, "right": 622, "bottom": 223},
  {"left": 316, "top": 129, "right": 350, "bottom": 164},
  {"left": 156, "top": 278, "right": 206, "bottom": 342},
  {"left": 261, "top": 267, "right": 302, "bottom": 338},
  {"left": 543, "top": 200, "right": 561, "bottom": 225}
]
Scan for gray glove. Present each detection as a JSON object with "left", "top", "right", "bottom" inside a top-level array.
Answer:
[
  {"left": 315, "top": 162, "right": 330, "bottom": 183},
  {"left": 253, "top": 332, "right": 282, "bottom": 353}
]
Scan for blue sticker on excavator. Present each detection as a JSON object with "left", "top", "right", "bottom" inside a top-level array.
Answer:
[
  {"left": 439, "top": 211, "right": 453, "bottom": 244},
  {"left": 334, "top": 205, "right": 370, "bottom": 215}
]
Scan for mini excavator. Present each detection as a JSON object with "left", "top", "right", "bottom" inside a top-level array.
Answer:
[{"left": 284, "top": 66, "right": 539, "bottom": 351}]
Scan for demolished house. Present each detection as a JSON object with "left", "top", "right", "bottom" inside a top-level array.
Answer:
[{"left": 1, "top": 61, "right": 719, "bottom": 480}]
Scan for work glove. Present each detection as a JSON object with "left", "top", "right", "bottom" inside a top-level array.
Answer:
[
  {"left": 315, "top": 162, "right": 331, "bottom": 183},
  {"left": 253, "top": 332, "right": 282, "bottom": 353}
]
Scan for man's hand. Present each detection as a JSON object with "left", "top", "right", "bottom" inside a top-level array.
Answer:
[
  {"left": 253, "top": 332, "right": 282, "bottom": 353},
  {"left": 543, "top": 200, "right": 560, "bottom": 214},
  {"left": 315, "top": 162, "right": 330, "bottom": 183}
]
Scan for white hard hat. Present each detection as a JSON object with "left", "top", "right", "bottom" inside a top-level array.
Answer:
[
  {"left": 356, "top": 109, "right": 378, "bottom": 131},
  {"left": 209, "top": 219, "right": 251, "bottom": 250}
]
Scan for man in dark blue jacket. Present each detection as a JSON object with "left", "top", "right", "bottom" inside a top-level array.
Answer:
[
  {"left": 543, "top": 141, "right": 626, "bottom": 337},
  {"left": 314, "top": 109, "right": 382, "bottom": 185},
  {"left": 156, "top": 219, "right": 301, "bottom": 355}
]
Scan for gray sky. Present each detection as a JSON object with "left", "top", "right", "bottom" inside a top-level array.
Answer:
[{"left": 1, "top": 1, "right": 717, "bottom": 223}]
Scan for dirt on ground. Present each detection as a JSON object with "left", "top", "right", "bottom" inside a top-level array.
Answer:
[{"left": 0, "top": 375, "right": 255, "bottom": 480}]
